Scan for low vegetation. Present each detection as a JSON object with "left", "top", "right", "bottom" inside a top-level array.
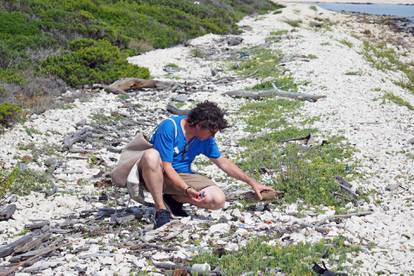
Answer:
[
  {"left": 233, "top": 47, "right": 299, "bottom": 91},
  {"left": 0, "top": 167, "right": 54, "bottom": 198},
  {"left": 265, "top": 30, "right": 288, "bottom": 43},
  {"left": 284, "top": 19, "right": 302, "bottom": 28},
  {"left": 41, "top": 39, "right": 150, "bottom": 86},
  {"left": 362, "top": 41, "right": 414, "bottom": 93},
  {"left": 344, "top": 70, "right": 363, "bottom": 76},
  {"left": 381, "top": 92, "right": 414, "bottom": 111},
  {"left": 238, "top": 98, "right": 357, "bottom": 208},
  {"left": 191, "top": 237, "right": 358, "bottom": 275},
  {"left": 340, "top": 39, "right": 353, "bottom": 48},
  {"left": 0, "top": 102, "right": 22, "bottom": 127}
]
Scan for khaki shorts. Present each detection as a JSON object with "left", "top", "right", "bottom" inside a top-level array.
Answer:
[{"left": 138, "top": 169, "right": 216, "bottom": 195}]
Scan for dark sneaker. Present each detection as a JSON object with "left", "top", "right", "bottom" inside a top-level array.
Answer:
[
  {"left": 154, "top": 209, "right": 171, "bottom": 229},
  {"left": 163, "top": 194, "right": 189, "bottom": 217}
]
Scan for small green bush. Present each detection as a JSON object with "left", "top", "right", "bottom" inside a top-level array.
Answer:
[
  {"left": 191, "top": 238, "right": 357, "bottom": 275},
  {"left": 10, "top": 168, "right": 54, "bottom": 196},
  {"left": 0, "top": 102, "right": 22, "bottom": 126},
  {"left": 0, "top": 168, "right": 19, "bottom": 199},
  {"left": 234, "top": 47, "right": 299, "bottom": 91},
  {"left": 41, "top": 39, "right": 150, "bottom": 86}
]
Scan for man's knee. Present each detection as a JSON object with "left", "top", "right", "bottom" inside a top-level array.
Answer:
[
  {"left": 140, "top": 149, "right": 161, "bottom": 170},
  {"left": 205, "top": 188, "right": 226, "bottom": 210}
]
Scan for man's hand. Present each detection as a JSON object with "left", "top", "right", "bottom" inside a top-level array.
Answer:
[
  {"left": 250, "top": 182, "right": 276, "bottom": 200},
  {"left": 186, "top": 187, "right": 204, "bottom": 202}
]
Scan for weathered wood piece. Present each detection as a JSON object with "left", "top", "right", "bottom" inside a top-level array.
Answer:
[
  {"left": 223, "top": 86, "right": 326, "bottom": 102},
  {"left": 228, "top": 190, "right": 283, "bottom": 201},
  {"left": 166, "top": 102, "right": 190, "bottom": 115},
  {"left": 335, "top": 176, "right": 358, "bottom": 198},
  {"left": 14, "top": 233, "right": 51, "bottom": 254},
  {"left": 280, "top": 133, "right": 313, "bottom": 145},
  {"left": 63, "top": 127, "right": 93, "bottom": 150},
  {"left": 313, "top": 211, "right": 374, "bottom": 227},
  {"left": 25, "top": 220, "right": 50, "bottom": 231},
  {"left": 2, "top": 243, "right": 62, "bottom": 276},
  {"left": 128, "top": 243, "right": 177, "bottom": 252},
  {"left": 104, "top": 78, "right": 178, "bottom": 94},
  {"left": 0, "top": 232, "right": 36, "bottom": 258},
  {"left": 0, "top": 204, "right": 16, "bottom": 221}
]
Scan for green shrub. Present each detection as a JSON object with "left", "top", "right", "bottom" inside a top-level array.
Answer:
[
  {"left": 0, "top": 168, "right": 19, "bottom": 199},
  {"left": 0, "top": 103, "right": 22, "bottom": 126},
  {"left": 191, "top": 238, "right": 358, "bottom": 275},
  {"left": 41, "top": 39, "right": 150, "bottom": 86},
  {"left": 234, "top": 47, "right": 299, "bottom": 91},
  {"left": 9, "top": 168, "right": 55, "bottom": 196},
  {"left": 238, "top": 97, "right": 358, "bottom": 208}
]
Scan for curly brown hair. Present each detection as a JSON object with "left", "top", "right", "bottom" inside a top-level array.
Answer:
[{"left": 187, "top": 101, "right": 229, "bottom": 131}]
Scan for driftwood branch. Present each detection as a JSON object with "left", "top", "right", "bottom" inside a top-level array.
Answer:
[
  {"left": 1, "top": 239, "right": 65, "bottom": 276},
  {"left": 166, "top": 102, "right": 190, "bottom": 115},
  {"left": 293, "top": 210, "right": 374, "bottom": 231},
  {"left": 0, "top": 232, "right": 37, "bottom": 258},
  {"left": 280, "top": 133, "right": 314, "bottom": 145},
  {"left": 223, "top": 85, "right": 326, "bottom": 102},
  {"left": 63, "top": 127, "right": 93, "bottom": 150},
  {"left": 335, "top": 176, "right": 358, "bottom": 199},
  {"left": 314, "top": 211, "right": 374, "bottom": 227},
  {"left": 104, "top": 78, "right": 178, "bottom": 94}
]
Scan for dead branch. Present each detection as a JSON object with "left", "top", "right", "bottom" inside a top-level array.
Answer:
[
  {"left": 280, "top": 133, "right": 314, "bottom": 145},
  {"left": 223, "top": 85, "right": 326, "bottom": 102},
  {"left": 1, "top": 239, "right": 66, "bottom": 276},
  {"left": 63, "top": 127, "right": 93, "bottom": 150},
  {"left": 314, "top": 211, "right": 374, "bottom": 227},
  {"left": 0, "top": 232, "right": 37, "bottom": 258},
  {"left": 128, "top": 243, "right": 177, "bottom": 252},
  {"left": 104, "top": 78, "right": 178, "bottom": 94},
  {"left": 335, "top": 176, "right": 358, "bottom": 199}
]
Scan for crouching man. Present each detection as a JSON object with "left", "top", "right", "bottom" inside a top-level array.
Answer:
[{"left": 114, "top": 101, "right": 275, "bottom": 228}]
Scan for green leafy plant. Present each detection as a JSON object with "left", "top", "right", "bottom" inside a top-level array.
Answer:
[
  {"left": 191, "top": 237, "right": 358, "bottom": 275},
  {"left": 10, "top": 168, "right": 54, "bottom": 196},
  {"left": 0, "top": 167, "right": 19, "bottom": 199},
  {"left": 0, "top": 103, "right": 22, "bottom": 126},
  {"left": 234, "top": 47, "right": 299, "bottom": 91},
  {"left": 362, "top": 41, "right": 414, "bottom": 93},
  {"left": 41, "top": 39, "right": 150, "bottom": 86},
  {"left": 238, "top": 97, "right": 359, "bottom": 207}
]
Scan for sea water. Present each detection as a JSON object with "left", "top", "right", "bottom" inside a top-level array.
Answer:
[{"left": 318, "top": 3, "right": 414, "bottom": 23}]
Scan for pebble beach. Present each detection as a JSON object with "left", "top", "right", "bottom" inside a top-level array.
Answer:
[{"left": 0, "top": 2, "right": 413, "bottom": 275}]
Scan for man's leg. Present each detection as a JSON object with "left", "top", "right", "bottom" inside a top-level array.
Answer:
[
  {"left": 139, "top": 149, "right": 166, "bottom": 211},
  {"left": 173, "top": 185, "right": 226, "bottom": 210}
]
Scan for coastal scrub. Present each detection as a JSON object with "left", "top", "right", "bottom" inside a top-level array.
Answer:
[
  {"left": 233, "top": 47, "right": 299, "bottom": 91},
  {"left": 238, "top": 97, "right": 358, "bottom": 208},
  {"left": 191, "top": 237, "right": 358, "bottom": 274}
]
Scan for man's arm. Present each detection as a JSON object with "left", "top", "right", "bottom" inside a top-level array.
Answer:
[{"left": 209, "top": 156, "right": 275, "bottom": 200}]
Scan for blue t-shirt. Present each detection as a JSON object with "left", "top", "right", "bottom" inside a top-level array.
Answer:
[{"left": 150, "top": 115, "right": 221, "bottom": 173}]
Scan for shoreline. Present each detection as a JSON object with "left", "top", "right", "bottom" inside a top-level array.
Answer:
[{"left": 278, "top": 1, "right": 414, "bottom": 4}]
